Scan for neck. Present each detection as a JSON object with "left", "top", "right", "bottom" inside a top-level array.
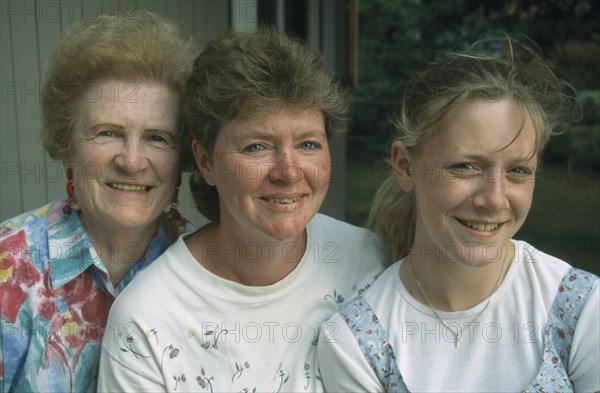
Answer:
[
  {"left": 80, "top": 214, "right": 159, "bottom": 287},
  {"left": 186, "top": 223, "right": 307, "bottom": 286},
  {"left": 402, "top": 243, "right": 513, "bottom": 312}
]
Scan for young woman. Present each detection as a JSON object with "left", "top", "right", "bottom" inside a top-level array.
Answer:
[{"left": 317, "top": 34, "right": 599, "bottom": 392}]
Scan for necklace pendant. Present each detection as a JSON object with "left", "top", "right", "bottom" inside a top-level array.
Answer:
[{"left": 454, "top": 338, "right": 458, "bottom": 348}]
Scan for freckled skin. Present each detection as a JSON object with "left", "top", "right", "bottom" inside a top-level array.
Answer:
[{"left": 195, "top": 107, "right": 330, "bottom": 244}]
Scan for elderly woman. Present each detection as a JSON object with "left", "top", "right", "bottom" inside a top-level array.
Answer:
[
  {"left": 97, "top": 28, "right": 389, "bottom": 392},
  {"left": 0, "top": 10, "right": 198, "bottom": 392}
]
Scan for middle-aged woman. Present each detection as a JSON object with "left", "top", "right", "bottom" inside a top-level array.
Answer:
[
  {"left": 0, "top": 10, "right": 198, "bottom": 392},
  {"left": 98, "top": 28, "right": 390, "bottom": 392}
]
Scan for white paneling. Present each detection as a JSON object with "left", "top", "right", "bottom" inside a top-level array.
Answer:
[
  {"left": 193, "top": 0, "right": 228, "bottom": 48},
  {"left": 231, "top": 0, "right": 257, "bottom": 32},
  {"left": 136, "top": 0, "right": 167, "bottom": 16},
  {"left": 38, "top": 0, "right": 67, "bottom": 207},
  {"left": 7, "top": 0, "right": 47, "bottom": 215},
  {"left": 1, "top": 2, "right": 22, "bottom": 220}
]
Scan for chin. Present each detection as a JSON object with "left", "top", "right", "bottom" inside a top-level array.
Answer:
[
  {"left": 264, "top": 221, "right": 307, "bottom": 241},
  {"left": 112, "top": 213, "right": 159, "bottom": 230}
]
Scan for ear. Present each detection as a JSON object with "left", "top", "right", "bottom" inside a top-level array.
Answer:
[
  {"left": 61, "top": 153, "right": 74, "bottom": 173},
  {"left": 192, "top": 139, "right": 216, "bottom": 186},
  {"left": 391, "top": 141, "right": 415, "bottom": 192}
]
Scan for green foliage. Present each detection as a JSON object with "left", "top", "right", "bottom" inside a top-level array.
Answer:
[{"left": 353, "top": 0, "right": 600, "bottom": 163}]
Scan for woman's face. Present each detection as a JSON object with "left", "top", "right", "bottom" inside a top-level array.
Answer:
[
  {"left": 393, "top": 98, "right": 538, "bottom": 267},
  {"left": 66, "top": 80, "right": 180, "bottom": 237},
  {"left": 194, "top": 107, "right": 330, "bottom": 242}
]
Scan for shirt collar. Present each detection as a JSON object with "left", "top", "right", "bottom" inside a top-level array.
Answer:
[
  {"left": 47, "top": 200, "right": 99, "bottom": 290},
  {"left": 47, "top": 199, "right": 171, "bottom": 293}
]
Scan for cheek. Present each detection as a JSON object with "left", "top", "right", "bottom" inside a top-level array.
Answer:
[
  {"left": 158, "top": 150, "right": 180, "bottom": 176},
  {"left": 305, "top": 153, "right": 331, "bottom": 185},
  {"left": 69, "top": 144, "right": 112, "bottom": 179},
  {"left": 517, "top": 184, "right": 535, "bottom": 217},
  {"left": 417, "top": 177, "right": 460, "bottom": 205}
]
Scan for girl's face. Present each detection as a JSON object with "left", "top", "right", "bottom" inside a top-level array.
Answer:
[{"left": 393, "top": 98, "right": 538, "bottom": 267}]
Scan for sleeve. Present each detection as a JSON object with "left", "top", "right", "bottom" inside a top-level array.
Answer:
[
  {"left": 97, "top": 302, "right": 165, "bottom": 392},
  {"left": 569, "top": 280, "right": 600, "bottom": 392},
  {"left": 316, "top": 313, "right": 384, "bottom": 393}
]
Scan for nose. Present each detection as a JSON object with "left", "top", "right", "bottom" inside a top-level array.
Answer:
[
  {"left": 473, "top": 171, "right": 510, "bottom": 211},
  {"left": 114, "top": 140, "right": 149, "bottom": 174},
  {"left": 269, "top": 150, "right": 303, "bottom": 183}
]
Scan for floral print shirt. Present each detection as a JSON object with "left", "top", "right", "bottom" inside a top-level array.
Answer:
[{"left": 0, "top": 198, "right": 172, "bottom": 392}]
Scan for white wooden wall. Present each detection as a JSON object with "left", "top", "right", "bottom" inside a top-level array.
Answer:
[{"left": 1, "top": 0, "right": 348, "bottom": 225}]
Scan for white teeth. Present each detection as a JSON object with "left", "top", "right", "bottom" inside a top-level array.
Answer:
[
  {"left": 268, "top": 196, "right": 302, "bottom": 204},
  {"left": 461, "top": 220, "right": 499, "bottom": 232},
  {"left": 110, "top": 183, "right": 148, "bottom": 192}
]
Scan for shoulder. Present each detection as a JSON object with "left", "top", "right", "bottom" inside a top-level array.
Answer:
[
  {"left": 513, "top": 240, "right": 573, "bottom": 283},
  {"left": 310, "top": 213, "right": 368, "bottom": 235},
  {"left": 0, "top": 200, "right": 58, "bottom": 238},
  {"left": 310, "top": 214, "right": 390, "bottom": 257},
  {"left": 512, "top": 239, "right": 598, "bottom": 311},
  {"left": 309, "top": 213, "right": 391, "bottom": 273},
  {"left": 110, "top": 237, "right": 189, "bottom": 316},
  {"left": 515, "top": 240, "right": 571, "bottom": 269}
]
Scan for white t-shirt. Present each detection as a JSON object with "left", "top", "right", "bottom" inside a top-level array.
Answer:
[
  {"left": 97, "top": 214, "right": 389, "bottom": 392},
  {"left": 317, "top": 240, "right": 599, "bottom": 392}
]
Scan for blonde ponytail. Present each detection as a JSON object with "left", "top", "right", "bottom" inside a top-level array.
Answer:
[{"left": 368, "top": 175, "right": 416, "bottom": 263}]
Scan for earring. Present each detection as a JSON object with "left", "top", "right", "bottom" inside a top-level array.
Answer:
[
  {"left": 167, "top": 177, "right": 182, "bottom": 221},
  {"left": 63, "top": 167, "right": 81, "bottom": 217}
]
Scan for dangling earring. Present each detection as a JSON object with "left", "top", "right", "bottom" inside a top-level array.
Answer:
[
  {"left": 167, "top": 177, "right": 182, "bottom": 221},
  {"left": 167, "top": 177, "right": 185, "bottom": 239},
  {"left": 63, "top": 167, "right": 81, "bottom": 217}
]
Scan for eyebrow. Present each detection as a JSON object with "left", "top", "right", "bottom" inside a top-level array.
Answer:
[
  {"left": 448, "top": 150, "right": 538, "bottom": 164},
  {"left": 237, "top": 129, "right": 327, "bottom": 139},
  {"left": 88, "top": 123, "right": 175, "bottom": 134},
  {"left": 88, "top": 123, "right": 124, "bottom": 133}
]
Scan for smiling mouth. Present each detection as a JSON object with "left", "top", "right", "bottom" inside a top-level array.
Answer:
[
  {"left": 458, "top": 219, "right": 501, "bottom": 232},
  {"left": 264, "top": 196, "right": 303, "bottom": 204},
  {"left": 109, "top": 183, "right": 150, "bottom": 192}
]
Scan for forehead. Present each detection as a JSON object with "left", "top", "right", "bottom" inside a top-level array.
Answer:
[
  {"left": 80, "top": 80, "right": 179, "bottom": 123},
  {"left": 218, "top": 107, "right": 325, "bottom": 138},
  {"left": 428, "top": 98, "right": 537, "bottom": 159}
]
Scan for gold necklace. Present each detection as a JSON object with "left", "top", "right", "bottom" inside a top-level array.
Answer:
[{"left": 408, "top": 258, "right": 506, "bottom": 348}]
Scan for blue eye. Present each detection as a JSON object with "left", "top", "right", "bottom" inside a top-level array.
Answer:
[
  {"left": 149, "top": 134, "right": 168, "bottom": 143},
  {"left": 449, "top": 163, "right": 476, "bottom": 172},
  {"left": 300, "top": 141, "right": 318, "bottom": 150},
  {"left": 98, "top": 130, "right": 115, "bottom": 137},
  {"left": 510, "top": 166, "right": 535, "bottom": 181},
  {"left": 245, "top": 144, "right": 265, "bottom": 153}
]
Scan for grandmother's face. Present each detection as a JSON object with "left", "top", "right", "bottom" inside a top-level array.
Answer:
[
  {"left": 195, "top": 107, "right": 330, "bottom": 242},
  {"left": 66, "top": 80, "right": 180, "bottom": 237}
]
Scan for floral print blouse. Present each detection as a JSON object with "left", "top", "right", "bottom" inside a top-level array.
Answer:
[{"left": 0, "top": 198, "right": 172, "bottom": 392}]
